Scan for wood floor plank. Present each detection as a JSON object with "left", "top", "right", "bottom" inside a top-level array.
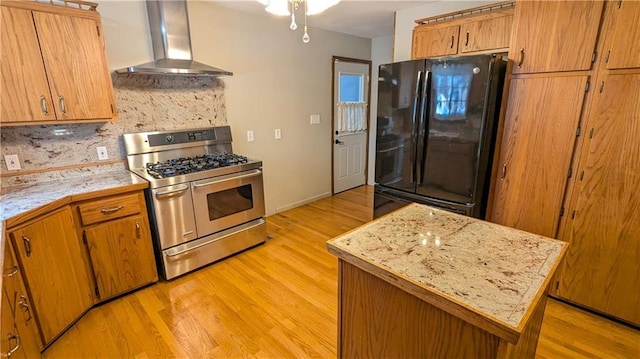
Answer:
[{"left": 40, "top": 185, "right": 639, "bottom": 358}]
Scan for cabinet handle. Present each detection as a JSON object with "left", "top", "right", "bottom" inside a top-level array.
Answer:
[
  {"left": 501, "top": 164, "right": 507, "bottom": 180},
  {"left": 4, "top": 265, "right": 19, "bottom": 278},
  {"left": 59, "top": 95, "right": 66, "bottom": 114},
  {"left": 22, "top": 236, "right": 32, "bottom": 257},
  {"left": 101, "top": 206, "right": 123, "bottom": 214},
  {"left": 465, "top": 31, "right": 469, "bottom": 46},
  {"left": 19, "top": 295, "right": 32, "bottom": 322},
  {"left": 450, "top": 35, "right": 455, "bottom": 49},
  {"left": 40, "top": 95, "right": 49, "bottom": 115},
  {"left": 135, "top": 221, "right": 141, "bottom": 239},
  {"left": 517, "top": 48, "right": 525, "bottom": 68},
  {"left": 7, "top": 332, "right": 21, "bottom": 357}
]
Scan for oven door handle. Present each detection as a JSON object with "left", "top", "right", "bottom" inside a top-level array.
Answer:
[
  {"left": 165, "top": 219, "right": 265, "bottom": 257},
  {"left": 154, "top": 184, "right": 190, "bottom": 199},
  {"left": 192, "top": 169, "right": 262, "bottom": 188}
]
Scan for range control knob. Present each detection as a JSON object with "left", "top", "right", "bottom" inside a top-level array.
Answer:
[{"left": 166, "top": 135, "right": 174, "bottom": 143}]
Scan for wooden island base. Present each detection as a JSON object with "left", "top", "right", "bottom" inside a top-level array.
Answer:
[{"left": 338, "top": 261, "right": 547, "bottom": 358}]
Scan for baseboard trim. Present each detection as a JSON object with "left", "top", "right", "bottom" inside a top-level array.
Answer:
[{"left": 275, "top": 192, "right": 332, "bottom": 214}]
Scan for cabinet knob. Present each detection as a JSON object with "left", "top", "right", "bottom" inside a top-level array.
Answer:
[
  {"left": 135, "top": 221, "right": 141, "bottom": 239},
  {"left": 19, "top": 295, "right": 32, "bottom": 322},
  {"left": 450, "top": 34, "right": 455, "bottom": 49},
  {"left": 465, "top": 31, "right": 470, "bottom": 47}
]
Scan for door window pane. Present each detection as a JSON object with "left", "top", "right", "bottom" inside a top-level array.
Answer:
[{"left": 340, "top": 73, "right": 363, "bottom": 102}]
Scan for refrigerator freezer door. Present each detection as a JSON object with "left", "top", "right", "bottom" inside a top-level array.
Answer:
[
  {"left": 417, "top": 55, "right": 497, "bottom": 205},
  {"left": 374, "top": 185, "right": 472, "bottom": 219},
  {"left": 375, "top": 60, "right": 425, "bottom": 193}
]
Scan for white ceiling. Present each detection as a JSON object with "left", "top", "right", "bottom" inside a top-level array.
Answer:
[{"left": 212, "top": 0, "right": 434, "bottom": 39}]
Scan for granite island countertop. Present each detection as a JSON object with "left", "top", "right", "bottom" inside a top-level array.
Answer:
[{"left": 327, "top": 203, "right": 567, "bottom": 343}]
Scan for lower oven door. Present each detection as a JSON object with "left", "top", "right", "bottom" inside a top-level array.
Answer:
[
  {"left": 150, "top": 183, "right": 198, "bottom": 249},
  {"left": 190, "top": 168, "right": 265, "bottom": 236}
]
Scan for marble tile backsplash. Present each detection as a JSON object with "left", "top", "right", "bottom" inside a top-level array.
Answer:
[{"left": 1, "top": 74, "right": 228, "bottom": 187}]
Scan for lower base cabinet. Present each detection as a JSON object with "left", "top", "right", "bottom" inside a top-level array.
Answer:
[
  {"left": 84, "top": 214, "right": 158, "bottom": 300},
  {"left": 1, "top": 188, "right": 158, "bottom": 354},
  {"left": 8, "top": 206, "right": 94, "bottom": 345}
]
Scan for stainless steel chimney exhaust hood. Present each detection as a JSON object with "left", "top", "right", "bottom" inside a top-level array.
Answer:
[{"left": 116, "top": 0, "right": 232, "bottom": 76}]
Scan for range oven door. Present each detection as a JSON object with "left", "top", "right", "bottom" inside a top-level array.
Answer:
[
  {"left": 151, "top": 183, "right": 198, "bottom": 249},
  {"left": 191, "top": 169, "right": 265, "bottom": 236}
]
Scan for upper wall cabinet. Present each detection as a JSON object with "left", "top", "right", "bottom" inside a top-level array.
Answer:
[
  {"left": 605, "top": 0, "right": 640, "bottom": 69},
  {"left": 509, "top": 0, "right": 605, "bottom": 74},
  {"left": 0, "top": 1, "right": 117, "bottom": 126},
  {"left": 412, "top": 3, "right": 514, "bottom": 60}
]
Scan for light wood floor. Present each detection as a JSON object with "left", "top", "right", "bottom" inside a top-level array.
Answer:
[{"left": 43, "top": 185, "right": 639, "bottom": 358}]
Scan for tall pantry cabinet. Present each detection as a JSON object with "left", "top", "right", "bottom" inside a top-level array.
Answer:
[
  {"left": 490, "top": 0, "right": 639, "bottom": 326},
  {"left": 555, "top": 0, "right": 640, "bottom": 327},
  {"left": 490, "top": 0, "right": 604, "bottom": 238}
]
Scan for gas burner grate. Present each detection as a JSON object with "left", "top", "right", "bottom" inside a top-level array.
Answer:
[{"left": 145, "top": 153, "right": 248, "bottom": 179}]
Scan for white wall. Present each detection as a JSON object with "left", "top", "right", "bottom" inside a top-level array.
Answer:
[
  {"left": 394, "top": 1, "right": 496, "bottom": 61},
  {"left": 368, "top": 35, "right": 393, "bottom": 185},
  {"left": 98, "top": 1, "right": 371, "bottom": 215}
]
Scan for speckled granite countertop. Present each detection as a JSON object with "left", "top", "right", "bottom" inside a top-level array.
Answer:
[
  {"left": 327, "top": 203, "right": 567, "bottom": 341},
  {"left": 0, "top": 169, "right": 148, "bottom": 293}
]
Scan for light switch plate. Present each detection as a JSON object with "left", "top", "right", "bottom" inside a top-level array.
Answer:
[
  {"left": 4, "top": 154, "right": 21, "bottom": 171},
  {"left": 247, "top": 130, "right": 254, "bottom": 142},
  {"left": 310, "top": 114, "right": 321, "bottom": 124},
  {"left": 96, "top": 146, "right": 108, "bottom": 160},
  {"left": 275, "top": 129, "right": 281, "bottom": 139}
]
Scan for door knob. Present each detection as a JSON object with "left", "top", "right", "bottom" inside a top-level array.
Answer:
[{"left": 335, "top": 139, "right": 344, "bottom": 145}]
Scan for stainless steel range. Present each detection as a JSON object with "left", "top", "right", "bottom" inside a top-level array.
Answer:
[{"left": 123, "top": 126, "right": 266, "bottom": 279}]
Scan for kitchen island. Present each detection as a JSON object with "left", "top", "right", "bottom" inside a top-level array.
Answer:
[{"left": 327, "top": 203, "right": 566, "bottom": 358}]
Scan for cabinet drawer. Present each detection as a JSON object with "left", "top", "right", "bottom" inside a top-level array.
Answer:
[{"left": 79, "top": 193, "right": 141, "bottom": 225}]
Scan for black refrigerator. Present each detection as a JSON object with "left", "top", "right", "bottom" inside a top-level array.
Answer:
[{"left": 374, "top": 54, "right": 506, "bottom": 219}]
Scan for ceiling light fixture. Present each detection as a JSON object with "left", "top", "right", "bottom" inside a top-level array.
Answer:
[{"left": 257, "top": 0, "right": 341, "bottom": 43}]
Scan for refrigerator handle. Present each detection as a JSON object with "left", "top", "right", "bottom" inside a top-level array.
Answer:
[
  {"left": 418, "top": 70, "right": 431, "bottom": 185},
  {"left": 411, "top": 70, "right": 424, "bottom": 184}
]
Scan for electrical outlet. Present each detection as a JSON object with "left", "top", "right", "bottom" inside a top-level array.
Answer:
[
  {"left": 4, "top": 154, "right": 21, "bottom": 171},
  {"left": 96, "top": 146, "right": 109, "bottom": 160},
  {"left": 247, "top": 130, "right": 254, "bottom": 142},
  {"left": 275, "top": 128, "right": 281, "bottom": 139},
  {"left": 310, "top": 114, "right": 320, "bottom": 124}
]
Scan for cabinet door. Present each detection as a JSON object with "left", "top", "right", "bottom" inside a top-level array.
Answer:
[
  {"left": 3, "top": 244, "right": 44, "bottom": 355},
  {"left": 510, "top": 0, "right": 604, "bottom": 74},
  {"left": 2, "top": 294, "right": 26, "bottom": 359},
  {"left": 559, "top": 72, "right": 640, "bottom": 326},
  {"left": 0, "top": 6, "right": 56, "bottom": 123},
  {"left": 32, "top": 11, "right": 114, "bottom": 121},
  {"left": 605, "top": 0, "right": 640, "bottom": 70},
  {"left": 412, "top": 24, "right": 459, "bottom": 59},
  {"left": 85, "top": 215, "right": 158, "bottom": 300},
  {"left": 9, "top": 206, "right": 93, "bottom": 344},
  {"left": 490, "top": 75, "right": 588, "bottom": 238},
  {"left": 459, "top": 13, "right": 513, "bottom": 53}
]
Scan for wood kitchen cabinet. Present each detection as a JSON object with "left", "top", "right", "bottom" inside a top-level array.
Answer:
[
  {"left": 0, "top": 1, "right": 117, "bottom": 125},
  {"left": 551, "top": 1, "right": 640, "bottom": 327},
  {"left": 558, "top": 71, "right": 640, "bottom": 326},
  {"left": 77, "top": 191, "right": 158, "bottom": 301},
  {"left": 2, "top": 243, "right": 44, "bottom": 357},
  {"left": 489, "top": 75, "right": 587, "bottom": 238},
  {"left": 8, "top": 206, "right": 94, "bottom": 345},
  {"left": 604, "top": 0, "right": 640, "bottom": 70},
  {"left": 412, "top": 23, "right": 460, "bottom": 59},
  {"left": 509, "top": 0, "right": 604, "bottom": 74},
  {"left": 412, "top": 3, "right": 513, "bottom": 60}
]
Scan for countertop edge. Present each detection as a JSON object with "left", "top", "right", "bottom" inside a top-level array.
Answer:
[{"left": 327, "top": 241, "right": 522, "bottom": 344}]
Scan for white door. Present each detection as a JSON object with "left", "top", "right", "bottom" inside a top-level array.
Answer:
[{"left": 333, "top": 58, "right": 370, "bottom": 194}]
